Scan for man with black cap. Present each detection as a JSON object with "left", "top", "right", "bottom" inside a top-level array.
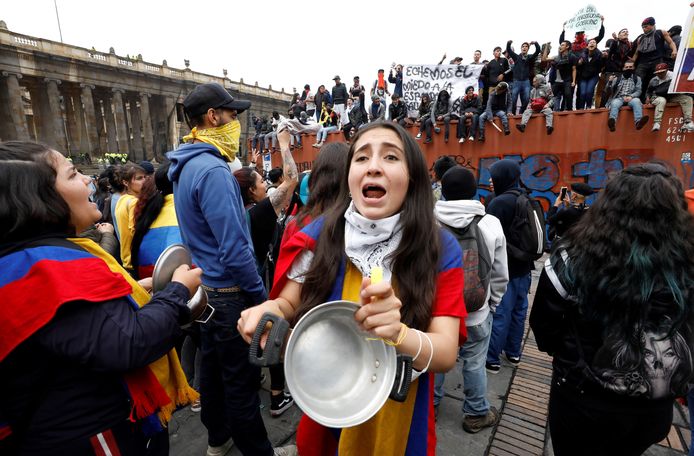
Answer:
[
  {"left": 331, "top": 75, "right": 349, "bottom": 127},
  {"left": 433, "top": 166, "right": 508, "bottom": 433},
  {"left": 167, "top": 82, "right": 297, "bottom": 456},
  {"left": 632, "top": 17, "right": 678, "bottom": 102},
  {"left": 547, "top": 182, "right": 594, "bottom": 241}
]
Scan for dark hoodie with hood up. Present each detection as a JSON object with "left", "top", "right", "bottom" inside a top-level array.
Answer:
[
  {"left": 167, "top": 142, "right": 266, "bottom": 304},
  {"left": 486, "top": 159, "right": 534, "bottom": 278}
]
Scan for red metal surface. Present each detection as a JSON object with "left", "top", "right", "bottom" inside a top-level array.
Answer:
[{"left": 259, "top": 105, "right": 693, "bottom": 211}]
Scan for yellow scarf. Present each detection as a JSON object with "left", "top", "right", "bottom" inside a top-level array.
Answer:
[
  {"left": 69, "top": 237, "right": 199, "bottom": 425},
  {"left": 183, "top": 119, "right": 240, "bottom": 161}
]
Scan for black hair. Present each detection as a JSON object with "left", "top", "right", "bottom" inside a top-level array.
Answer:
[
  {"left": 493, "top": 46, "right": 502, "bottom": 52},
  {"left": 0, "top": 141, "right": 72, "bottom": 243},
  {"left": 234, "top": 167, "right": 260, "bottom": 206},
  {"left": 297, "top": 122, "right": 441, "bottom": 331},
  {"left": 131, "top": 163, "right": 173, "bottom": 276},
  {"left": 268, "top": 167, "right": 283, "bottom": 184},
  {"left": 106, "top": 165, "right": 125, "bottom": 193},
  {"left": 561, "top": 40, "right": 572, "bottom": 49},
  {"left": 559, "top": 162, "right": 694, "bottom": 340},
  {"left": 433, "top": 155, "right": 457, "bottom": 181}
]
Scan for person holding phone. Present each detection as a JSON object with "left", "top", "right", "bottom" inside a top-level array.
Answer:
[{"left": 547, "top": 182, "right": 594, "bottom": 241}]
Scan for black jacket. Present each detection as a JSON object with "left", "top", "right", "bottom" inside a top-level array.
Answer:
[
  {"left": 389, "top": 101, "right": 408, "bottom": 121},
  {"left": 577, "top": 48, "right": 604, "bottom": 80},
  {"left": 547, "top": 204, "right": 587, "bottom": 239},
  {"left": 332, "top": 83, "right": 349, "bottom": 104},
  {"left": 461, "top": 94, "right": 482, "bottom": 114},
  {"left": 606, "top": 39, "right": 632, "bottom": 73},
  {"left": 506, "top": 42, "right": 541, "bottom": 83},
  {"left": 482, "top": 58, "right": 510, "bottom": 87}
]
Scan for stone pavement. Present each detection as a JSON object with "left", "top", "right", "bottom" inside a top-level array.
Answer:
[{"left": 169, "top": 260, "right": 692, "bottom": 455}]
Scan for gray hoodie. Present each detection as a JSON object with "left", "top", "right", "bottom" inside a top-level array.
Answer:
[{"left": 434, "top": 199, "right": 509, "bottom": 326}]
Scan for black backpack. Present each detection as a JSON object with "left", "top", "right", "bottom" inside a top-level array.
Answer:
[
  {"left": 506, "top": 189, "right": 547, "bottom": 262},
  {"left": 444, "top": 215, "right": 492, "bottom": 313}
]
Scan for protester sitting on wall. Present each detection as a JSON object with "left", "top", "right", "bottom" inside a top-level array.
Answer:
[
  {"left": 559, "top": 15, "right": 605, "bottom": 58},
  {"left": 368, "top": 94, "right": 386, "bottom": 123},
  {"left": 516, "top": 75, "right": 554, "bottom": 135},
  {"left": 251, "top": 115, "right": 264, "bottom": 151},
  {"left": 422, "top": 89, "right": 452, "bottom": 144},
  {"left": 388, "top": 93, "right": 408, "bottom": 127},
  {"left": 414, "top": 93, "right": 433, "bottom": 140},
  {"left": 631, "top": 17, "right": 678, "bottom": 102},
  {"left": 263, "top": 111, "right": 280, "bottom": 152},
  {"left": 552, "top": 40, "right": 578, "bottom": 111},
  {"left": 350, "top": 76, "right": 365, "bottom": 98},
  {"left": 506, "top": 40, "right": 541, "bottom": 114},
  {"left": 313, "top": 103, "right": 339, "bottom": 148},
  {"left": 388, "top": 64, "right": 404, "bottom": 97},
  {"left": 576, "top": 39, "right": 604, "bottom": 110},
  {"left": 480, "top": 46, "right": 510, "bottom": 106},
  {"left": 478, "top": 82, "right": 512, "bottom": 142},
  {"left": 605, "top": 61, "right": 650, "bottom": 132},
  {"left": 259, "top": 116, "right": 273, "bottom": 152},
  {"left": 342, "top": 91, "right": 367, "bottom": 142},
  {"left": 646, "top": 63, "right": 694, "bottom": 132},
  {"left": 458, "top": 86, "right": 483, "bottom": 143}
]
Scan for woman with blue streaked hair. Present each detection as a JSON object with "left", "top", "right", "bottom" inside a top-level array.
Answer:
[{"left": 530, "top": 162, "right": 694, "bottom": 456}]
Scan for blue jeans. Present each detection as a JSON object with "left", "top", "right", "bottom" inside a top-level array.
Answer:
[
  {"left": 608, "top": 97, "right": 644, "bottom": 124},
  {"left": 478, "top": 111, "right": 509, "bottom": 134},
  {"left": 511, "top": 80, "right": 531, "bottom": 114},
  {"left": 576, "top": 76, "right": 599, "bottom": 109},
  {"left": 316, "top": 125, "right": 338, "bottom": 142},
  {"left": 199, "top": 291, "right": 272, "bottom": 455},
  {"left": 487, "top": 273, "right": 532, "bottom": 364},
  {"left": 434, "top": 312, "right": 493, "bottom": 416}
]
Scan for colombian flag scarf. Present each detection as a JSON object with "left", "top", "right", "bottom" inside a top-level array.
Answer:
[{"left": 0, "top": 237, "right": 198, "bottom": 438}]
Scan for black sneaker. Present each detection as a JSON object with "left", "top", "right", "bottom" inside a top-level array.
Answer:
[
  {"left": 515, "top": 124, "right": 526, "bottom": 133},
  {"left": 462, "top": 406, "right": 500, "bottom": 433},
  {"left": 546, "top": 126, "right": 554, "bottom": 135},
  {"left": 505, "top": 353, "right": 521, "bottom": 365},
  {"left": 608, "top": 117, "right": 616, "bottom": 132},
  {"left": 270, "top": 392, "right": 294, "bottom": 417},
  {"left": 635, "top": 115, "right": 650, "bottom": 130},
  {"left": 504, "top": 127, "right": 511, "bottom": 135},
  {"left": 485, "top": 362, "right": 500, "bottom": 374}
]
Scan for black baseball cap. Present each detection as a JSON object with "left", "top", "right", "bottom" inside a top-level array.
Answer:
[{"left": 183, "top": 83, "right": 251, "bottom": 118}]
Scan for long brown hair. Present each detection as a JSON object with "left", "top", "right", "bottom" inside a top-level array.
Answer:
[{"left": 296, "top": 122, "right": 441, "bottom": 331}]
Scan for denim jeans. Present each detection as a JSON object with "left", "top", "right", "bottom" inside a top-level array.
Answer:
[
  {"left": 487, "top": 273, "right": 532, "bottom": 364},
  {"left": 511, "top": 80, "right": 531, "bottom": 114},
  {"left": 608, "top": 97, "right": 643, "bottom": 124},
  {"left": 434, "top": 312, "right": 493, "bottom": 416},
  {"left": 199, "top": 291, "right": 272, "bottom": 455},
  {"left": 478, "top": 111, "right": 509, "bottom": 134},
  {"left": 316, "top": 125, "right": 338, "bottom": 142},
  {"left": 263, "top": 131, "right": 277, "bottom": 150},
  {"left": 576, "top": 76, "right": 599, "bottom": 109}
]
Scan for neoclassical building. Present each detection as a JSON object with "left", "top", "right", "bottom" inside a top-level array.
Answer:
[{"left": 0, "top": 21, "right": 291, "bottom": 162}]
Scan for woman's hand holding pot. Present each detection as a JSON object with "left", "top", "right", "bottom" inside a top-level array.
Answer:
[
  {"left": 355, "top": 277, "right": 403, "bottom": 342},
  {"left": 238, "top": 300, "right": 284, "bottom": 346}
]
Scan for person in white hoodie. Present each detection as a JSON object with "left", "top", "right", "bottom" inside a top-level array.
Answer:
[{"left": 433, "top": 166, "right": 509, "bottom": 434}]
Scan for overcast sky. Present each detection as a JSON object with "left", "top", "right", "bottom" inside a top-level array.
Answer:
[{"left": 1, "top": 0, "right": 687, "bottom": 98}]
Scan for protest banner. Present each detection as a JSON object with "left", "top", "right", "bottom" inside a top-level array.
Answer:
[
  {"left": 563, "top": 4, "right": 602, "bottom": 38},
  {"left": 402, "top": 64, "right": 484, "bottom": 117},
  {"left": 669, "top": 6, "right": 694, "bottom": 93}
]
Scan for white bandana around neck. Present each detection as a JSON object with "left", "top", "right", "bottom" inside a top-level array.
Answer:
[{"left": 343, "top": 201, "right": 403, "bottom": 282}]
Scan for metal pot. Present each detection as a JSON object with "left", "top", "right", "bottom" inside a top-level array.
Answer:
[
  {"left": 151, "top": 244, "right": 214, "bottom": 325},
  {"left": 249, "top": 301, "right": 412, "bottom": 428}
]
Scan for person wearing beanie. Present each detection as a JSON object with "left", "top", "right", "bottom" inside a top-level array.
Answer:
[
  {"left": 431, "top": 155, "right": 457, "bottom": 201},
  {"left": 485, "top": 159, "right": 534, "bottom": 374},
  {"left": 138, "top": 160, "right": 155, "bottom": 176},
  {"left": 646, "top": 63, "right": 694, "bottom": 132},
  {"left": 632, "top": 17, "right": 679, "bottom": 102},
  {"left": 547, "top": 182, "right": 594, "bottom": 241},
  {"left": 433, "top": 166, "right": 508, "bottom": 433}
]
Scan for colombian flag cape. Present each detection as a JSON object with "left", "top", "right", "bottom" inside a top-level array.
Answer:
[
  {"left": 273, "top": 219, "right": 466, "bottom": 456},
  {"left": 0, "top": 237, "right": 198, "bottom": 438},
  {"left": 137, "top": 195, "right": 183, "bottom": 279}
]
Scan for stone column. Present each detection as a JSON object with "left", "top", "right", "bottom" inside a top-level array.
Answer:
[
  {"left": 139, "top": 92, "right": 154, "bottom": 160},
  {"left": 112, "top": 87, "right": 130, "bottom": 156},
  {"left": 103, "top": 93, "right": 118, "bottom": 153},
  {"left": 80, "top": 83, "right": 100, "bottom": 156},
  {"left": 44, "top": 78, "right": 68, "bottom": 152},
  {"left": 128, "top": 95, "right": 144, "bottom": 161},
  {"left": 164, "top": 96, "right": 177, "bottom": 153},
  {"left": 64, "top": 90, "right": 80, "bottom": 155},
  {"left": 0, "top": 72, "right": 29, "bottom": 140}
]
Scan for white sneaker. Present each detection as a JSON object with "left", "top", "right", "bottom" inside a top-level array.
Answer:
[
  {"left": 682, "top": 121, "right": 694, "bottom": 132},
  {"left": 207, "top": 438, "right": 233, "bottom": 456},
  {"left": 274, "top": 445, "right": 298, "bottom": 456},
  {"left": 468, "top": 136, "right": 474, "bottom": 141},
  {"left": 458, "top": 137, "right": 465, "bottom": 143},
  {"left": 652, "top": 122, "right": 660, "bottom": 132},
  {"left": 415, "top": 132, "right": 422, "bottom": 139}
]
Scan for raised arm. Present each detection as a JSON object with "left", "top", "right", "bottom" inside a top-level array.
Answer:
[{"left": 269, "top": 130, "right": 299, "bottom": 216}]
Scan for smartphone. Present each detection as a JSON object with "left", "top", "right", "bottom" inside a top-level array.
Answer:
[{"left": 560, "top": 186, "right": 568, "bottom": 199}]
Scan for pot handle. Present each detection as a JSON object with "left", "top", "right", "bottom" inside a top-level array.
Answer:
[
  {"left": 248, "top": 313, "right": 289, "bottom": 367},
  {"left": 389, "top": 354, "right": 413, "bottom": 402}
]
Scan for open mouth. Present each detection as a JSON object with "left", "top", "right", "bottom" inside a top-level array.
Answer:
[{"left": 362, "top": 184, "right": 386, "bottom": 199}]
